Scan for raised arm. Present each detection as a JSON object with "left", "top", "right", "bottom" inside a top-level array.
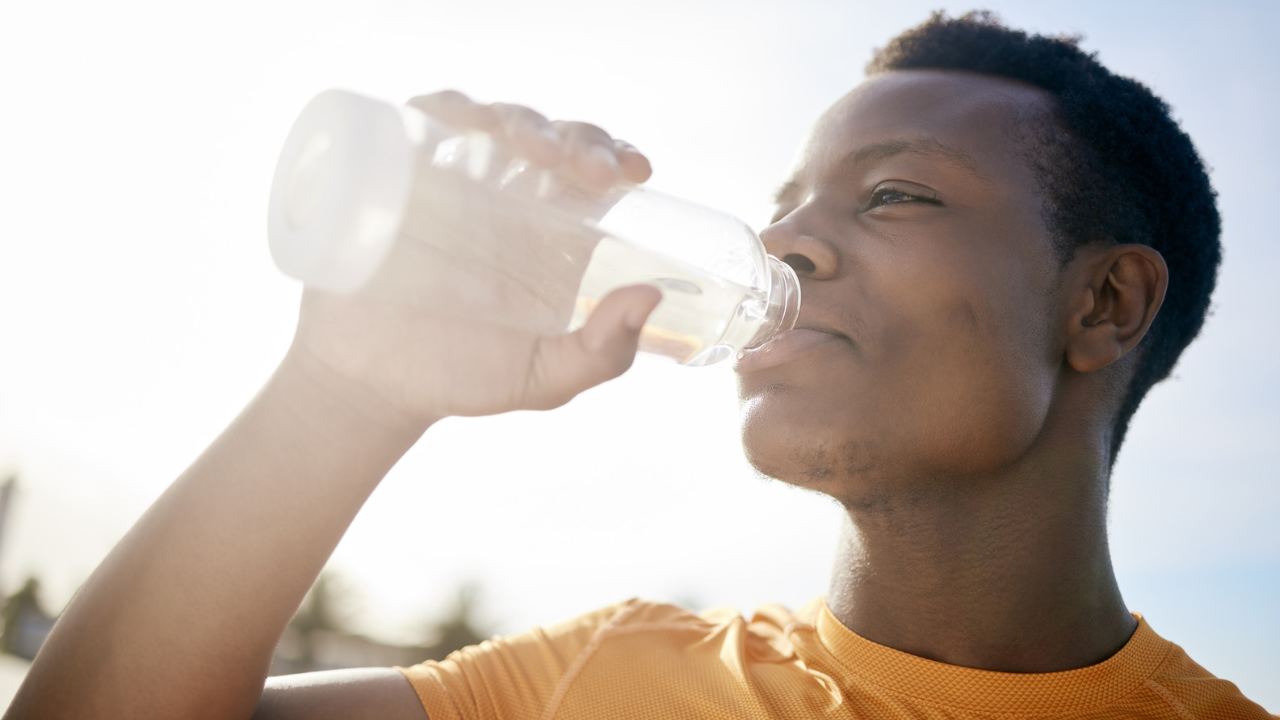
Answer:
[{"left": 4, "top": 92, "right": 660, "bottom": 720}]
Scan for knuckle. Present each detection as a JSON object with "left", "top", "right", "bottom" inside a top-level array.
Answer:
[
  {"left": 493, "top": 103, "right": 546, "bottom": 122},
  {"left": 411, "top": 89, "right": 471, "bottom": 108},
  {"left": 434, "top": 89, "right": 471, "bottom": 103},
  {"left": 556, "top": 120, "right": 613, "bottom": 145},
  {"left": 493, "top": 105, "right": 552, "bottom": 136}
]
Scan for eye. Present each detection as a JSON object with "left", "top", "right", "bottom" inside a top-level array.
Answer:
[{"left": 867, "top": 185, "right": 940, "bottom": 209}]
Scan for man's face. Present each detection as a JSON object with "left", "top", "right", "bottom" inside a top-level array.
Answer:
[{"left": 737, "top": 70, "right": 1070, "bottom": 499}]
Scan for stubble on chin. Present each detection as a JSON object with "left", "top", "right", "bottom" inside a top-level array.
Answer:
[{"left": 742, "top": 419, "right": 894, "bottom": 505}]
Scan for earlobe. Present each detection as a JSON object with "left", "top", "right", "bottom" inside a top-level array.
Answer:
[{"left": 1065, "top": 244, "right": 1168, "bottom": 374}]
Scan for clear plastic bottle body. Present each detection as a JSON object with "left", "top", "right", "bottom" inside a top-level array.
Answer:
[
  {"left": 268, "top": 89, "right": 800, "bottom": 366},
  {"left": 571, "top": 237, "right": 769, "bottom": 365}
]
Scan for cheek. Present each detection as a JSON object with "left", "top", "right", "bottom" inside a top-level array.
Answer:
[{"left": 876, "top": 265, "right": 1058, "bottom": 474}]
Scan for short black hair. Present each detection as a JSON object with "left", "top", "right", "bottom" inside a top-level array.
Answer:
[{"left": 867, "top": 11, "right": 1222, "bottom": 459}]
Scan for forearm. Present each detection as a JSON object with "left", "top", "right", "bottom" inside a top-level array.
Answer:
[{"left": 6, "top": 349, "right": 430, "bottom": 720}]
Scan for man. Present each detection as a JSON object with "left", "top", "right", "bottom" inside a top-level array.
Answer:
[{"left": 6, "top": 10, "right": 1272, "bottom": 720}]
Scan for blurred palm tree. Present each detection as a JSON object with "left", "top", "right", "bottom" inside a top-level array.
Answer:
[
  {"left": 274, "top": 573, "right": 491, "bottom": 674},
  {"left": 1, "top": 578, "right": 55, "bottom": 660},
  {"left": 419, "top": 583, "right": 488, "bottom": 661}
]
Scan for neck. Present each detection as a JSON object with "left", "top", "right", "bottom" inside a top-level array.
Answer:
[{"left": 825, "top": 441, "right": 1135, "bottom": 673}]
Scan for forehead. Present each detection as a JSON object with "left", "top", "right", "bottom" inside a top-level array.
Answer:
[{"left": 797, "top": 70, "right": 1054, "bottom": 185}]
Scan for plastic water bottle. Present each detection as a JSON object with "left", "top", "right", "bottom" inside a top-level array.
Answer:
[{"left": 267, "top": 89, "right": 800, "bottom": 367}]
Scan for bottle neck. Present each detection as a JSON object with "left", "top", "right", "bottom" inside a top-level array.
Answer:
[{"left": 747, "top": 256, "right": 801, "bottom": 349}]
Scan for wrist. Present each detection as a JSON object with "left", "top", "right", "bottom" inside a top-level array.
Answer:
[{"left": 275, "top": 343, "right": 440, "bottom": 445}]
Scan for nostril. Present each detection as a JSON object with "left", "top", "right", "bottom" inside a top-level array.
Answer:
[{"left": 783, "top": 253, "right": 816, "bottom": 275}]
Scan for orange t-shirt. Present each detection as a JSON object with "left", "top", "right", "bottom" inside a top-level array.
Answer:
[{"left": 398, "top": 598, "right": 1274, "bottom": 719}]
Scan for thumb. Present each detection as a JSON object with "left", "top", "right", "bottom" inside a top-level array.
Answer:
[{"left": 522, "top": 284, "right": 662, "bottom": 410}]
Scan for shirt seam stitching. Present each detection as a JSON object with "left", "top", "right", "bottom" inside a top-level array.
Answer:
[
  {"left": 535, "top": 600, "right": 647, "bottom": 720},
  {"left": 1145, "top": 678, "right": 1199, "bottom": 720}
]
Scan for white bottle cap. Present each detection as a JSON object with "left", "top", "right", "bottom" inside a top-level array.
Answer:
[{"left": 267, "top": 89, "right": 414, "bottom": 293}]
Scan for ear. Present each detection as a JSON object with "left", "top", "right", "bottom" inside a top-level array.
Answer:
[{"left": 1064, "top": 244, "right": 1169, "bottom": 373}]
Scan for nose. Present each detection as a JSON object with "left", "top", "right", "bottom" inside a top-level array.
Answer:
[{"left": 759, "top": 220, "right": 839, "bottom": 281}]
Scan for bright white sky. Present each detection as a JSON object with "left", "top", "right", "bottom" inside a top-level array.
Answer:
[{"left": 0, "top": 0, "right": 1276, "bottom": 708}]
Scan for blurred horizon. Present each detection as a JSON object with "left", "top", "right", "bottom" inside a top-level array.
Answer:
[{"left": 0, "top": 0, "right": 1276, "bottom": 710}]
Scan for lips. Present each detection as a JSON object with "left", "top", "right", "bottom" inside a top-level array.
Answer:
[{"left": 733, "top": 328, "right": 847, "bottom": 373}]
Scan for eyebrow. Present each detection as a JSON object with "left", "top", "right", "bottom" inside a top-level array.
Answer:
[{"left": 773, "top": 138, "right": 986, "bottom": 205}]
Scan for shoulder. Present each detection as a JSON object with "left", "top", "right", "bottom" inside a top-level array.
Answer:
[
  {"left": 1094, "top": 616, "right": 1278, "bottom": 719},
  {"left": 398, "top": 599, "right": 817, "bottom": 720},
  {"left": 1139, "top": 635, "right": 1277, "bottom": 719},
  {"left": 403, "top": 598, "right": 725, "bottom": 682},
  {"left": 396, "top": 599, "right": 700, "bottom": 720}
]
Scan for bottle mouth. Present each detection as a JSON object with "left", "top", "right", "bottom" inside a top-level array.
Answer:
[{"left": 746, "top": 256, "right": 801, "bottom": 349}]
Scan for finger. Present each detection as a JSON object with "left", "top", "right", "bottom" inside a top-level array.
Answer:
[
  {"left": 491, "top": 103, "right": 563, "bottom": 167},
  {"left": 406, "top": 90, "right": 498, "bottom": 132},
  {"left": 553, "top": 120, "right": 622, "bottom": 190},
  {"left": 613, "top": 139, "right": 653, "bottom": 184},
  {"left": 522, "top": 284, "right": 663, "bottom": 410}
]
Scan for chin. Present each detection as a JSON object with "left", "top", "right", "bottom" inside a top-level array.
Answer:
[{"left": 739, "top": 389, "right": 888, "bottom": 497}]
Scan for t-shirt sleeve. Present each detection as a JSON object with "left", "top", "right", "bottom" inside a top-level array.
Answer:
[{"left": 396, "top": 600, "right": 633, "bottom": 720}]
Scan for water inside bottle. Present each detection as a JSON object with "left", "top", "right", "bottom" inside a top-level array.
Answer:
[{"left": 569, "top": 236, "right": 768, "bottom": 366}]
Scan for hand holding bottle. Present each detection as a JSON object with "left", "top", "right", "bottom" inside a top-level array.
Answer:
[{"left": 284, "top": 90, "right": 663, "bottom": 427}]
